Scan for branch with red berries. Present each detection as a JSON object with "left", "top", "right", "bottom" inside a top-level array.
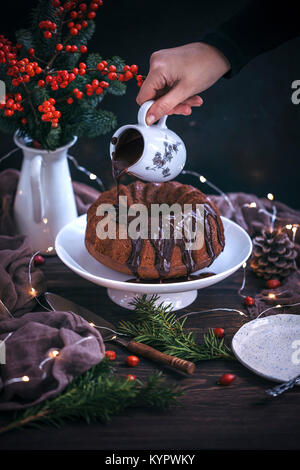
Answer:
[{"left": 0, "top": 0, "right": 143, "bottom": 150}]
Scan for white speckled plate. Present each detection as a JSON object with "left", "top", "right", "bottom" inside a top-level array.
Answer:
[{"left": 232, "top": 314, "right": 300, "bottom": 383}]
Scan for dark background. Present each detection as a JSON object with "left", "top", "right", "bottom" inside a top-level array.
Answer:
[{"left": 1, "top": 0, "right": 299, "bottom": 208}]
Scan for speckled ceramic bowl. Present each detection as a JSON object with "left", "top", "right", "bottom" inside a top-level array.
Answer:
[{"left": 232, "top": 314, "right": 300, "bottom": 383}]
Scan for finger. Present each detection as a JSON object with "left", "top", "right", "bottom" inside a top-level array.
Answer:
[
  {"left": 169, "top": 96, "right": 203, "bottom": 115},
  {"left": 136, "top": 68, "right": 165, "bottom": 106},
  {"left": 146, "top": 82, "right": 190, "bottom": 125},
  {"left": 169, "top": 104, "right": 192, "bottom": 115}
]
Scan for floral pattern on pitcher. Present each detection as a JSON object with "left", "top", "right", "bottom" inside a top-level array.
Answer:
[{"left": 146, "top": 137, "right": 181, "bottom": 178}]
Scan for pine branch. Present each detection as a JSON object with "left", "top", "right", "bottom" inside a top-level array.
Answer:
[
  {"left": 119, "top": 295, "right": 234, "bottom": 362},
  {"left": 0, "top": 360, "right": 181, "bottom": 435}
]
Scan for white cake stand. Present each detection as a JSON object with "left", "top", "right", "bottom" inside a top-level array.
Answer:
[{"left": 55, "top": 214, "right": 252, "bottom": 311}]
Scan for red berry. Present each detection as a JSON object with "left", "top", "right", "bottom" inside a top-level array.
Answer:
[
  {"left": 65, "top": 45, "right": 72, "bottom": 52},
  {"left": 21, "top": 117, "right": 28, "bottom": 125},
  {"left": 92, "top": 79, "right": 99, "bottom": 88},
  {"left": 15, "top": 93, "right": 22, "bottom": 102},
  {"left": 266, "top": 279, "right": 281, "bottom": 289},
  {"left": 219, "top": 373, "right": 236, "bottom": 386},
  {"left": 23, "top": 74, "right": 30, "bottom": 83},
  {"left": 124, "top": 70, "right": 133, "bottom": 81},
  {"left": 28, "top": 48, "right": 35, "bottom": 56},
  {"left": 71, "top": 45, "right": 78, "bottom": 52},
  {"left": 90, "top": 2, "right": 99, "bottom": 10},
  {"left": 82, "top": 20, "right": 88, "bottom": 27},
  {"left": 67, "top": 97, "right": 74, "bottom": 104},
  {"left": 213, "top": 327, "right": 225, "bottom": 339},
  {"left": 44, "top": 31, "right": 52, "bottom": 39},
  {"left": 130, "top": 64, "right": 138, "bottom": 74},
  {"left": 4, "top": 109, "right": 14, "bottom": 116},
  {"left": 52, "top": 0, "right": 60, "bottom": 6},
  {"left": 35, "top": 66, "right": 42, "bottom": 75},
  {"left": 126, "top": 374, "right": 136, "bottom": 382},
  {"left": 107, "top": 72, "right": 117, "bottom": 81},
  {"left": 73, "top": 67, "right": 79, "bottom": 75},
  {"left": 125, "top": 355, "right": 139, "bottom": 367},
  {"left": 49, "top": 98, "right": 55, "bottom": 105},
  {"left": 80, "top": 45, "right": 87, "bottom": 53},
  {"left": 100, "top": 80, "right": 109, "bottom": 88},
  {"left": 68, "top": 22, "right": 75, "bottom": 28},
  {"left": 46, "top": 75, "right": 53, "bottom": 83},
  {"left": 97, "top": 62, "right": 104, "bottom": 71},
  {"left": 88, "top": 11, "right": 96, "bottom": 19},
  {"left": 79, "top": 62, "right": 86, "bottom": 69},
  {"left": 38, "top": 80, "right": 45, "bottom": 87},
  {"left": 123, "top": 65, "right": 130, "bottom": 72},
  {"left": 105, "top": 350, "right": 116, "bottom": 361},
  {"left": 118, "top": 73, "right": 124, "bottom": 82},
  {"left": 75, "top": 91, "right": 83, "bottom": 99},
  {"left": 79, "top": 3, "right": 87, "bottom": 10},
  {"left": 56, "top": 43, "right": 63, "bottom": 51},
  {"left": 71, "top": 11, "right": 78, "bottom": 18},
  {"left": 244, "top": 296, "right": 255, "bottom": 306},
  {"left": 95, "top": 86, "right": 103, "bottom": 95},
  {"left": 108, "top": 64, "right": 116, "bottom": 72},
  {"left": 34, "top": 254, "right": 45, "bottom": 266},
  {"left": 70, "top": 27, "right": 78, "bottom": 36}
]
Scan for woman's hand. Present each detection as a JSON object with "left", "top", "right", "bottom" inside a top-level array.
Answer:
[{"left": 136, "top": 42, "right": 231, "bottom": 124}]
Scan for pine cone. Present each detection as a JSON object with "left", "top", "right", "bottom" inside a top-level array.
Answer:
[{"left": 250, "top": 228, "right": 297, "bottom": 280}]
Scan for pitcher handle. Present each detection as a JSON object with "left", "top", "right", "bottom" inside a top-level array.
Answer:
[
  {"left": 31, "top": 155, "right": 44, "bottom": 223},
  {"left": 138, "top": 100, "right": 168, "bottom": 129}
]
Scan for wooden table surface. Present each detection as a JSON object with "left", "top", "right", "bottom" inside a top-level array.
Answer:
[{"left": 0, "top": 257, "right": 299, "bottom": 451}]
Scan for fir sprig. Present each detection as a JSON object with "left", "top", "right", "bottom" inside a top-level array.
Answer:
[
  {"left": 119, "top": 295, "right": 234, "bottom": 362},
  {"left": 0, "top": 359, "right": 181, "bottom": 435}
]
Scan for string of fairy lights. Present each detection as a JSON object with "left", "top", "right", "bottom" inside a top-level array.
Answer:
[{"left": 0, "top": 150, "right": 300, "bottom": 387}]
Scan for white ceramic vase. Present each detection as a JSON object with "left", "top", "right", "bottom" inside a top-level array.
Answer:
[{"left": 13, "top": 132, "right": 78, "bottom": 254}]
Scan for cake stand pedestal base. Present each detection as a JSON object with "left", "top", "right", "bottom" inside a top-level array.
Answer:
[{"left": 107, "top": 288, "right": 198, "bottom": 311}]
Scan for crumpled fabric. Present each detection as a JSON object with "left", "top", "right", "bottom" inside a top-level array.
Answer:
[{"left": 0, "top": 310, "right": 105, "bottom": 410}]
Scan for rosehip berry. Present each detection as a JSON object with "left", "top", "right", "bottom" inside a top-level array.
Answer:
[
  {"left": 107, "top": 72, "right": 117, "bottom": 81},
  {"left": 126, "top": 374, "right": 136, "bottom": 381},
  {"left": 34, "top": 254, "right": 45, "bottom": 266},
  {"left": 244, "top": 296, "right": 255, "bottom": 306},
  {"left": 44, "top": 31, "right": 52, "bottom": 39},
  {"left": 266, "top": 279, "right": 281, "bottom": 289},
  {"left": 130, "top": 64, "right": 138, "bottom": 74},
  {"left": 105, "top": 350, "right": 116, "bottom": 361},
  {"left": 218, "top": 373, "right": 236, "bottom": 386},
  {"left": 38, "top": 80, "right": 45, "bottom": 87},
  {"left": 213, "top": 327, "right": 225, "bottom": 339},
  {"left": 125, "top": 355, "right": 139, "bottom": 367},
  {"left": 87, "top": 11, "right": 96, "bottom": 19},
  {"left": 124, "top": 70, "right": 133, "bottom": 80},
  {"left": 80, "top": 45, "right": 87, "bottom": 53},
  {"left": 21, "top": 117, "right": 27, "bottom": 124},
  {"left": 70, "top": 27, "right": 78, "bottom": 36},
  {"left": 28, "top": 48, "right": 35, "bottom": 56},
  {"left": 56, "top": 43, "right": 63, "bottom": 51}
]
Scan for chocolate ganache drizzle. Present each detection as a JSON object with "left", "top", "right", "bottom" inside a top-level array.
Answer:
[{"left": 111, "top": 134, "right": 224, "bottom": 280}]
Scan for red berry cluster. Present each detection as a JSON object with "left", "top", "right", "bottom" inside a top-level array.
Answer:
[
  {"left": 39, "top": 20, "right": 57, "bottom": 39},
  {"left": 8, "top": 58, "right": 42, "bottom": 87},
  {"left": 0, "top": 35, "right": 19, "bottom": 64},
  {"left": 0, "top": 93, "right": 24, "bottom": 117},
  {"left": 44, "top": 69, "right": 76, "bottom": 90},
  {"left": 85, "top": 79, "right": 108, "bottom": 96},
  {"left": 38, "top": 98, "right": 61, "bottom": 128}
]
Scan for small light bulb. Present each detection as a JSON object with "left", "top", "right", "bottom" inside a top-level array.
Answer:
[
  {"left": 276, "top": 304, "right": 282, "bottom": 308},
  {"left": 249, "top": 202, "right": 257, "bottom": 208},
  {"left": 199, "top": 176, "right": 206, "bottom": 183},
  {"left": 89, "top": 322, "right": 95, "bottom": 327},
  {"left": 267, "top": 193, "right": 274, "bottom": 201},
  {"left": 268, "top": 293, "right": 276, "bottom": 299},
  {"left": 242, "top": 262, "right": 247, "bottom": 268},
  {"left": 89, "top": 173, "right": 97, "bottom": 180},
  {"left": 47, "top": 246, "right": 54, "bottom": 253},
  {"left": 48, "top": 349, "right": 59, "bottom": 358},
  {"left": 286, "top": 224, "right": 292, "bottom": 230},
  {"left": 29, "top": 287, "right": 37, "bottom": 297},
  {"left": 42, "top": 217, "right": 48, "bottom": 224},
  {"left": 22, "top": 375, "right": 30, "bottom": 382},
  {"left": 292, "top": 226, "right": 297, "bottom": 235}
]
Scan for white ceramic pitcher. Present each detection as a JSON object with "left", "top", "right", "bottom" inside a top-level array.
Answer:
[
  {"left": 110, "top": 100, "right": 186, "bottom": 182},
  {"left": 13, "top": 132, "right": 78, "bottom": 254}
]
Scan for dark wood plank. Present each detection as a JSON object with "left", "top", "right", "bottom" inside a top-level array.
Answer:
[{"left": 0, "top": 257, "right": 299, "bottom": 450}]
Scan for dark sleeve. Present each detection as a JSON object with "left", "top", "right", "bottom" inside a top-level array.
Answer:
[{"left": 201, "top": 0, "right": 300, "bottom": 77}]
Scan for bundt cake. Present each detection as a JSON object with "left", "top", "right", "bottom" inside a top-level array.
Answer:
[{"left": 85, "top": 181, "right": 225, "bottom": 280}]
